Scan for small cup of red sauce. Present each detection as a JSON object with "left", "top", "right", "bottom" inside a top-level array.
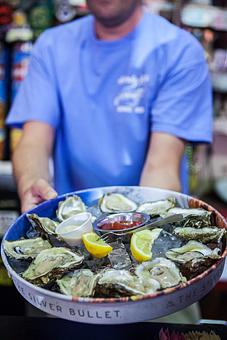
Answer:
[{"left": 94, "top": 212, "right": 150, "bottom": 234}]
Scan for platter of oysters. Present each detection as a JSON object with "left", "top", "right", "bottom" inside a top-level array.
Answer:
[{"left": 1, "top": 186, "right": 227, "bottom": 324}]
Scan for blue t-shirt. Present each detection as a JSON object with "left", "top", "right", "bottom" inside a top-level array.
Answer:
[{"left": 7, "top": 12, "right": 212, "bottom": 195}]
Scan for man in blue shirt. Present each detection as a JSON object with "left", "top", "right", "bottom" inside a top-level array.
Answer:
[
  {"left": 7, "top": 0, "right": 212, "bottom": 214},
  {"left": 7, "top": 0, "right": 212, "bottom": 323}
]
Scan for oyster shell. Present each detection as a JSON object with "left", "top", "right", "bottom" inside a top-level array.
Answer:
[
  {"left": 4, "top": 238, "right": 52, "bottom": 260},
  {"left": 22, "top": 247, "right": 84, "bottom": 285},
  {"left": 57, "top": 269, "right": 99, "bottom": 297},
  {"left": 137, "top": 198, "right": 175, "bottom": 217},
  {"left": 173, "top": 227, "right": 225, "bottom": 243},
  {"left": 166, "top": 208, "right": 212, "bottom": 228},
  {"left": 166, "top": 240, "right": 221, "bottom": 265},
  {"left": 99, "top": 193, "right": 137, "bottom": 213},
  {"left": 27, "top": 214, "right": 59, "bottom": 236},
  {"left": 181, "top": 256, "right": 221, "bottom": 280},
  {"left": 56, "top": 196, "right": 86, "bottom": 222},
  {"left": 96, "top": 269, "right": 160, "bottom": 297},
  {"left": 135, "top": 257, "right": 186, "bottom": 289}
]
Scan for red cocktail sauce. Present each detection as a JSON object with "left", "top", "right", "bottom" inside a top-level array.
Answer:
[{"left": 100, "top": 220, "right": 141, "bottom": 231}]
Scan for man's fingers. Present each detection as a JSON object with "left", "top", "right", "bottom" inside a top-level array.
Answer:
[
  {"left": 31, "top": 179, "right": 58, "bottom": 200},
  {"left": 21, "top": 191, "right": 39, "bottom": 213},
  {"left": 20, "top": 179, "right": 58, "bottom": 213}
]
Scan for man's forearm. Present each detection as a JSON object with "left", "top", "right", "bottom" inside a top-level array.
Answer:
[
  {"left": 12, "top": 121, "right": 55, "bottom": 201},
  {"left": 140, "top": 164, "right": 181, "bottom": 192},
  {"left": 13, "top": 142, "right": 51, "bottom": 199},
  {"left": 139, "top": 132, "right": 185, "bottom": 193}
]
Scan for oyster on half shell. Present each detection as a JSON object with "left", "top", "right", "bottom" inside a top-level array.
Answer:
[
  {"left": 96, "top": 269, "right": 160, "bottom": 297},
  {"left": 56, "top": 196, "right": 86, "bottom": 222},
  {"left": 166, "top": 208, "right": 212, "bottom": 228},
  {"left": 57, "top": 269, "right": 99, "bottom": 297},
  {"left": 166, "top": 240, "right": 221, "bottom": 265},
  {"left": 96, "top": 269, "right": 143, "bottom": 297},
  {"left": 99, "top": 193, "right": 137, "bottom": 213},
  {"left": 4, "top": 237, "right": 52, "bottom": 260},
  {"left": 173, "top": 227, "right": 225, "bottom": 243},
  {"left": 22, "top": 247, "right": 84, "bottom": 285},
  {"left": 27, "top": 214, "right": 59, "bottom": 237},
  {"left": 135, "top": 257, "right": 186, "bottom": 289},
  {"left": 137, "top": 197, "right": 175, "bottom": 217}
]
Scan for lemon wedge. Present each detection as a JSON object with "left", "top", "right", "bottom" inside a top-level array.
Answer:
[
  {"left": 82, "top": 232, "right": 113, "bottom": 258},
  {"left": 130, "top": 229, "right": 162, "bottom": 262}
]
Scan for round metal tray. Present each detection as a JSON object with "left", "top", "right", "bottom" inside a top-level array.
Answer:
[{"left": 1, "top": 186, "right": 227, "bottom": 324}]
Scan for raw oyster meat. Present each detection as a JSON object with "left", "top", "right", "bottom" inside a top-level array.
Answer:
[
  {"left": 139, "top": 276, "right": 161, "bottom": 294},
  {"left": 166, "top": 208, "right": 211, "bottom": 219},
  {"left": 166, "top": 241, "right": 221, "bottom": 264},
  {"left": 99, "top": 193, "right": 137, "bottom": 213},
  {"left": 22, "top": 247, "right": 84, "bottom": 285},
  {"left": 57, "top": 269, "right": 99, "bottom": 297},
  {"left": 27, "top": 214, "right": 59, "bottom": 236},
  {"left": 96, "top": 269, "right": 160, "bottom": 297},
  {"left": 96, "top": 269, "right": 143, "bottom": 296},
  {"left": 135, "top": 257, "right": 186, "bottom": 289},
  {"left": 173, "top": 227, "right": 225, "bottom": 243},
  {"left": 3, "top": 238, "right": 52, "bottom": 260},
  {"left": 57, "top": 195, "right": 86, "bottom": 221},
  {"left": 166, "top": 208, "right": 212, "bottom": 228},
  {"left": 137, "top": 198, "right": 175, "bottom": 217}
]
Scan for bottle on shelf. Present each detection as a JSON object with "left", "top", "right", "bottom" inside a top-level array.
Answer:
[
  {"left": 0, "top": 42, "right": 8, "bottom": 160},
  {"left": 54, "top": 0, "right": 77, "bottom": 24},
  {"left": 28, "top": 0, "right": 54, "bottom": 40},
  {"left": 0, "top": 2, "right": 13, "bottom": 160},
  {"left": 6, "top": 10, "right": 33, "bottom": 154}
]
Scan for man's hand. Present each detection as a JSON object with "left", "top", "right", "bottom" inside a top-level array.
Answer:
[
  {"left": 11, "top": 122, "right": 57, "bottom": 213},
  {"left": 20, "top": 179, "right": 58, "bottom": 213}
]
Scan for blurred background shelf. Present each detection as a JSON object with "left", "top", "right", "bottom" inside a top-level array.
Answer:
[
  {"left": 212, "top": 73, "right": 227, "bottom": 93},
  {"left": 181, "top": 4, "right": 227, "bottom": 31}
]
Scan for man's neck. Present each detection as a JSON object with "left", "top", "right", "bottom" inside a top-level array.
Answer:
[{"left": 94, "top": 6, "right": 143, "bottom": 41}]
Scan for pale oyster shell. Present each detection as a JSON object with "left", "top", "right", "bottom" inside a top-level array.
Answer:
[
  {"left": 97, "top": 269, "right": 144, "bottom": 296},
  {"left": 4, "top": 237, "right": 52, "bottom": 260},
  {"left": 22, "top": 247, "right": 84, "bottom": 285},
  {"left": 166, "top": 208, "right": 212, "bottom": 228},
  {"left": 165, "top": 240, "right": 221, "bottom": 265},
  {"left": 27, "top": 214, "right": 59, "bottom": 236},
  {"left": 57, "top": 196, "right": 86, "bottom": 222},
  {"left": 173, "top": 226, "right": 225, "bottom": 243},
  {"left": 166, "top": 207, "right": 211, "bottom": 218},
  {"left": 99, "top": 193, "right": 137, "bottom": 213},
  {"left": 57, "top": 269, "right": 99, "bottom": 297},
  {"left": 137, "top": 197, "right": 175, "bottom": 217},
  {"left": 96, "top": 269, "right": 160, "bottom": 297},
  {"left": 135, "top": 257, "right": 186, "bottom": 289}
]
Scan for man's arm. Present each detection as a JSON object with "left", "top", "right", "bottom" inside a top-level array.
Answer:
[
  {"left": 12, "top": 121, "right": 57, "bottom": 212},
  {"left": 140, "top": 132, "right": 185, "bottom": 192}
]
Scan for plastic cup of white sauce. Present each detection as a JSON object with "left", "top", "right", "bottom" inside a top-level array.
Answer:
[{"left": 56, "top": 212, "right": 93, "bottom": 246}]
